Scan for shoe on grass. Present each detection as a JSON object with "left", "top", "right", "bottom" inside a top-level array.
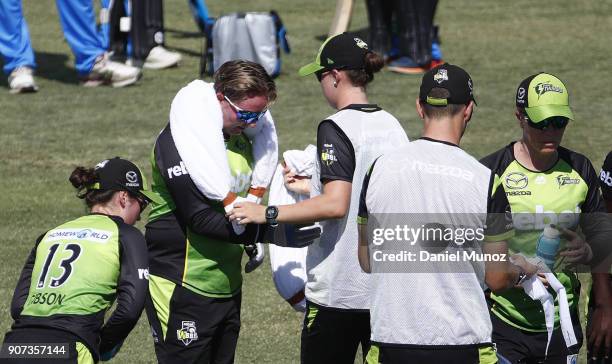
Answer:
[
  {"left": 387, "top": 57, "right": 427, "bottom": 75},
  {"left": 8, "top": 66, "right": 39, "bottom": 94},
  {"left": 82, "top": 53, "right": 141, "bottom": 88},
  {"left": 143, "top": 46, "right": 181, "bottom": 70}
]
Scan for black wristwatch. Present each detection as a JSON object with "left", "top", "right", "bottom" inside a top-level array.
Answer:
[
  {"left": 515, "top": 266, "right": 528, "bottom": 286},
  {"left": 265, "top": 206, "right": 279, "bottom": 227}
]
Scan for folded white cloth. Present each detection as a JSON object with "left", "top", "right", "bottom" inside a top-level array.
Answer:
[
  {"left": 169, "top": 80, "right": 278, "bottom": 202},
  {"left": 518, "top": 256, "right": 577, "bottom": 357},
  {"left": 268, "top": 145, "right": 318, "bottom": 312},
  {"left": 283, "top": 145, "right": 318, "bottom": 177}
]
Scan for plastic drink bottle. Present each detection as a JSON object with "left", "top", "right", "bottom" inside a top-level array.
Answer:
[{"left": 536, "top": 225, "right": 561, "bottom": 270}]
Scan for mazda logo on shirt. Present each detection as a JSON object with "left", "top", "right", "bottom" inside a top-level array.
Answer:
[{"left": 505, "top": 172, "right": 528, "bottom": 190}]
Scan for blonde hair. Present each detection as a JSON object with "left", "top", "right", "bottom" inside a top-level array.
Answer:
[{"left": 213, "top": 60, "right": 277, "bottom": 103}]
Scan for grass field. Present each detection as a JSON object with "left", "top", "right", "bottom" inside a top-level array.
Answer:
[{"left": 1, "top": 0, "right": 611, "bottom": 363}]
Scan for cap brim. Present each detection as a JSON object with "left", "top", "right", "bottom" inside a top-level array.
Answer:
[
  {"left": 140, "top": 190, "right": 164, "bottom": 204},
  {"left": 298, "top": 62, "right": 325, "bottom": 77},
  {"left": 526, "top": 104, "right": 574, "bottom": 123}
]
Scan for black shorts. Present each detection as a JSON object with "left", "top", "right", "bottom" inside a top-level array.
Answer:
[
  {"left": 300, "top": 300, "right": 370, "bottom": 364},
  {"left": 145, "top": 275, "right": 241, "bottom": 364},
  {"left": 365, "top": 342, "right": 498, "bottom": 364},
  {"left": 491, "top": 311, "right": 583, "bottom": 364},
  {"left": 0, "top": 327, "right": 93, "bottom": 364}
]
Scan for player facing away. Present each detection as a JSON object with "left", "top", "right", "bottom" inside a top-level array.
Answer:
[{"left": 358, "top": 64, "right": 538, "bottom": 364}]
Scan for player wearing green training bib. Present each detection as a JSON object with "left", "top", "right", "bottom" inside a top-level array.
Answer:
[
  {"left": 1, "top": 158, "right": 155, "bottom": 363},
  {"left": 481, "top": 73, "right": 611, "bottom": 364}
]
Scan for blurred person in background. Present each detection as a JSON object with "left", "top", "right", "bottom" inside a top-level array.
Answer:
[
  {"left": 102, "top": 0, "right": 182, "bottom": 70},
  {"left": 0, "top": 0, "right": 141, "bottom": 93},
  {"left": 365, "top": 0, "right": 443, "bottom": 75}
]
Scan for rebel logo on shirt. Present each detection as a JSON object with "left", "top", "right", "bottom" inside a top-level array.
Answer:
[
  {"left": 138, "top": 268, "right": 149, "bottom": 280},
  {"left": 601, "top": 169, "right": 612, "bottom": 187},
  {"left": 167, "top": 161, "right": 189, "bottom": 179}
]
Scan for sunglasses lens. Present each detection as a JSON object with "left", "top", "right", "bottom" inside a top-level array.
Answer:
[
  {"left": 225, "top": 95, "right": 267, "bottom": 124},
  {"left": 237, "top": 111, "right": 264, "bottom": 124},
  {"left": 552, "top": 117, "right": 569, "bottom": 129},
  {"left": 528, "top": 116, "right": 569, "bottom": 130}
]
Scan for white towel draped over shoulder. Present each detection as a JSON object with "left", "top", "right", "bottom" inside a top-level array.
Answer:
[
  {"left": 243, "top": 111, "right": 279, "bottom": 189},
  {"left": 268, "top": 145, "right": 318, "bottom": 312},
  {"left": 170, "top": 80, "right": 230, "bottom": 201},
  {"left": 169, "top": 80, "right": 278, "bottom": 202}
]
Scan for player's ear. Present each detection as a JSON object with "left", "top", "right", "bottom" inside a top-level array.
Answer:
[
  {"left": 415, "top": 98, "right": 425, "bottom": 120},
  {"left": 216, "top": 92, "right": 224, "bottom": 102},
  {"left": 114, "top": 191, "right": 126, "bottom": 209},
  {"left": 331, "top": 69, "right": 342, "bottom": 84},
  {"left": 464, "top": 101, "right": 475, "bottom": 123},
  {"left": 515, "top": 108, "right": 525, "bottom": 128}
]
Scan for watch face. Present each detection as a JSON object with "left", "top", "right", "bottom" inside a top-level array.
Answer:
[{"left": 266, "top": 206, "right": 278, "bottom": 219}]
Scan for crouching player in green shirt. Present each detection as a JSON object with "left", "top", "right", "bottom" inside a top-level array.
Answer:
[{"left": 1, "top": 158, "right": 156, "bottom": 363}]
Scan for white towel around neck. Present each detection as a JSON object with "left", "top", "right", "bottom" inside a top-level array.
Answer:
[{"left": 169, "top": 80, "right": 278, "bottom": 201}]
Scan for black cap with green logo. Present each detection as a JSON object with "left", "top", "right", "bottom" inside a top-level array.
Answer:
[
  {"left": 90, "top": 157, "right": 162, "bottom": 204},
  {"left": 298, "top": 33, "right": 370, "bottom": 76},
  {"left": 515, "top": 72, "right": 574, "bottom": 123},
  {"left": 419, "top": 63, "right": 476, "bottom": 106}
]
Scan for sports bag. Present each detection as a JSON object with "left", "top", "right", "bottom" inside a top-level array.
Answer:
[{"left": 201, "top": 11, "right": 290, "bottom": 78}]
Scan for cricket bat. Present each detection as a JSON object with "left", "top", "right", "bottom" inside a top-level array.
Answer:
[{"left": 329, "top": 0, "right": 354, "bottom": 37}]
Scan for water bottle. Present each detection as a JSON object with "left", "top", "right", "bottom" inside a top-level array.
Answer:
[{"left": 536, "top": 225, "right": 561, "bottom": 270}]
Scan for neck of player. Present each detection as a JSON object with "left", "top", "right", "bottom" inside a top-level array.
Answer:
[
  {"left": 421, "top": 117, "right": 466, "bottom": 146},
  {"left": 334, "top": 85, "right": 368, "bottom": 110},
  {"left": 514, "top": 140, "right": 558, "bottom": 171}
]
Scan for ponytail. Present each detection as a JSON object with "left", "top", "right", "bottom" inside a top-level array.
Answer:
[{"left": 69, "top": 166, "right": 115, "bottom": 208}]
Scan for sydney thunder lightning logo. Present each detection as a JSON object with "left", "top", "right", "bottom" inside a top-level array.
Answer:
[{"left": 535, "top": 82, "right": 563, "bottom": 99}]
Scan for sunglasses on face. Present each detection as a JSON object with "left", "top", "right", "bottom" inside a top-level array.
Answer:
[
  {"left": 128, "top": 192, "right": 149, "bottom": 212},
  {"left": 526, "top": 116, "right": 569, "bottom": 130},
  {"left": 223, "top": 95, "right": 268, "bottom": 124}
]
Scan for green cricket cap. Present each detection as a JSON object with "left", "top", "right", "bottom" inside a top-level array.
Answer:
[
  {"left": 298, "top": 33, "right": 370, "bottom": 77},
  {"left": 515, "top": 73, "right": 574, "bottom": 123}
]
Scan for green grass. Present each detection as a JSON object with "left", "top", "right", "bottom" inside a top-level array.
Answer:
[{"left": 1, "top": 0, "right": 611, "bottom": 363}]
